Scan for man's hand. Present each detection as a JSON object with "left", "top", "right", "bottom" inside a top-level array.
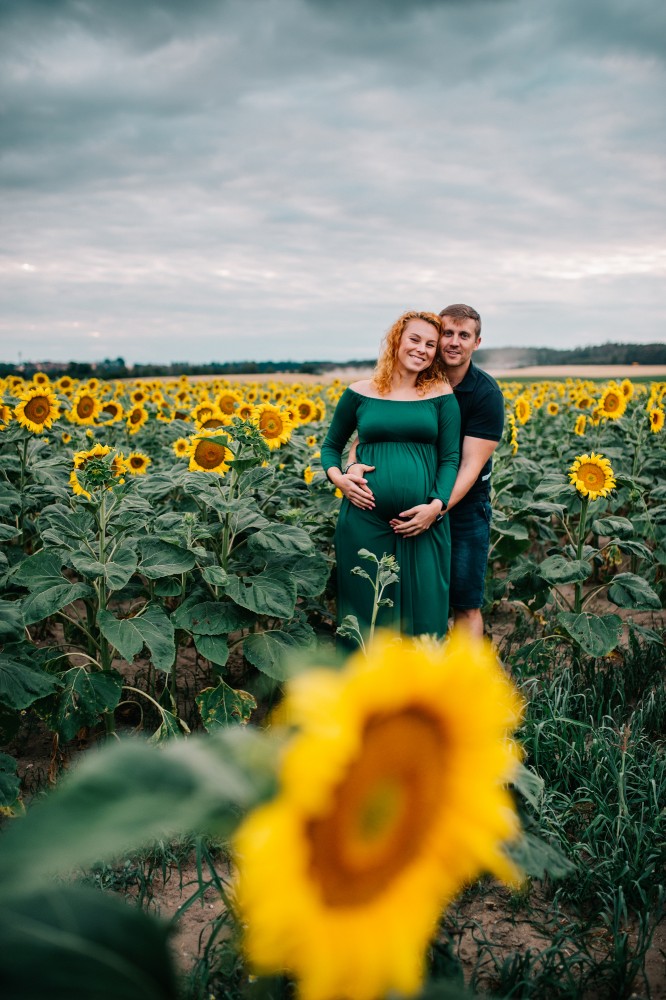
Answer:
[
  {"left": 342, "top": 464, "right": 376, "bottom": 510},
  {"left": 390, "top": 499, "right": 442, "bottom": 536}
]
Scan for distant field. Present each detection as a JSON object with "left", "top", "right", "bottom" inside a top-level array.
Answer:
[{"left": 147, "top": 364, "right": 666, "bottom": 384}]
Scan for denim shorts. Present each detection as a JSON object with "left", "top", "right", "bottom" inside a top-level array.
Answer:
[{"left": 448, "top": 498, "right": 492, "bottom": 610}]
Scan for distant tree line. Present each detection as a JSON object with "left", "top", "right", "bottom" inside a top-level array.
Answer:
[{"left": 1, "top": 342, "right": 664, "bottom": 380}]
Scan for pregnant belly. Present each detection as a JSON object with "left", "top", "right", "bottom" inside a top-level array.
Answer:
[{"left": 359, "top": 444, "right": 437, "bottom": 521}]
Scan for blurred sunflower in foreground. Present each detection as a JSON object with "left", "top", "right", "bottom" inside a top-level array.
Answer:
[{"left": 233, "top": 629, "right": 523, "bottom": 1000}]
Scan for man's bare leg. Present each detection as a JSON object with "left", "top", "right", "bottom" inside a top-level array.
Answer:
[{"left": 452, "top": 607, "right": 484, "bottom": 639}]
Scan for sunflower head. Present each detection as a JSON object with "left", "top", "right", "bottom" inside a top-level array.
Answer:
[
  {"left": 598, "top": 384, "right": 627, "bottom": 420},
  {"left": 574, "top": 414, "right": 586, "bottom": 436},
  {"left": 14, "top": 386, "right": 61, "bottom": 434},
  {"left": 649, "top": 407, "right": 665, "bottom": 434},
  {"left": 234, "top": 629, "right": 523, "bottom": 1000},
  {"left": 70, "top": 444, "right": 127, "bottom": 499},
  {"left": 0, "top": 403, "right": 12, "bottom": 430},
  {"left": 32, "top": 371, "right": 51, "bottom": 386},
  {"left": 100, "top": 400, "right": 124, "bottom": 424},
  {"left": 253, "top": 404, "right": 294, "bottom": 450},
  {"left": 546, "top": 401, "right": 559, "bottom": 416},
  {"left": 514, "top": 396, "right": 531, "bottom": 425},
  {"left": 569, "top": 451, "right": 616, "bottom": 501},
  {"left": 188, "top": 432, "right": 233, "bottom": 474},
  {"left": 172, "top": 437, "right": 191, "bottom": 457},
  {"left": 126, "top": 405, "right": 149, "bottom": 434},
  {"left": 68, "top": 391, "right": 102, "bottom": 426},
  {"left": 620, "top": 378, "right": 634, "bottom": 400},
  {"left": 126, "top": 451, "right": 151, "bottom": 475}
]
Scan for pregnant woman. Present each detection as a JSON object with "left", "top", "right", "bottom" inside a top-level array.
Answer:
[{"left": 321, "top": 310, "right": 460, "bottom": 639}]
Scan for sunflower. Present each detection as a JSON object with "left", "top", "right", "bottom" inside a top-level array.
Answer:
[
  {"left": 233, "top": 630, "right": 523, "bottom": 1000},
  {"left": 195, "top": 406, "right": 231, "bottom": 431},
  {"left": 68, "top": 390, "right": 102, "bottom": 426},
  {"left": 191, "top": 401, "right": 215, "bottom": 424},
  {"left": 620, "top": 378, "right": 634, "bottom": 400},
  {"left": 14, "top": 386, "right": 61, "bottom": 434},
  {"left": 253, "top": 404, "right": 294, "bottom": 450},
  {"left": 126, "top": 405, "right": 149, "bottom": 435},
  {"left": 303, "top": 465, "right": 316, "bottom": 485},
  {"left": 546, "top": 401, "right": 559, "bottom": 416},
  {"left": 56, "top": 376, "right": 74, "bottom": 392},
  {"left": 216, "top": 390, "right": 243, "bottom": 416},
  {"left": 32, "top": 371, "right": 51, "bottom": 386},
  {"left": 125, "top": 451, "right": 152, "bottom": 475},
  {"left": 69, "top": 444, "right": 127, "bottom": 500},
  {"left": 130, "top": 387, "right": 149, "bottom": 405},
  {"left": 172, "top": 437, "right": 191, "bottom": 457},
  {"left": 574, "top": 414, "right": 586, "bottom": 436},
  {"left": 306, "top": 435, "right": 318, "bottom": 448},
  {"left": 569, "top": 452, "right": 616, "bottom": 501},
  {"left": 236, "top": 401, "right": 257, "bottom": 422},
  {"left": 188, "top": 433, "right": 233, "bottom": 474},
  {"left": 598, "top": 385, "right": 627, "bottom": 420},
  {"left": 649, "top": 407, "right": 665, "bottom": 434},
  {"left": 514, "top": 396, "right": 531, "bottom": 425},
  {"left": 99, "top": 400, "right": 124, "bottom": 424},
  {"left": 0, "top": 403, "right": 12, "bottom": 430},
  {"left": 576, "top": 394, "right": 593, "bottom": 410},
  {"left": 295, "top": 396, "right": 318, "bottom": 424}
]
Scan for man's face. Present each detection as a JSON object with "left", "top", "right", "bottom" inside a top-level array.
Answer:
[{"left": 439, "top": 316, "right": 481, "bottom": 370}]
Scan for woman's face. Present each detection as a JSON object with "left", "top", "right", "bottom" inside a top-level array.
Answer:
[{"left": 397, "top": 319, "right": 439, "bottom": 373}]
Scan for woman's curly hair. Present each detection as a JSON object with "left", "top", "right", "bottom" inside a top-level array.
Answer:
[{"left": 372, "top": 311, "right": 447, "bottom": 396}]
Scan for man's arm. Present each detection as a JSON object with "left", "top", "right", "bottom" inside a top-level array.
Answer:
[{"left": 446, "top": 436, "right": 499, "bottom": 511}]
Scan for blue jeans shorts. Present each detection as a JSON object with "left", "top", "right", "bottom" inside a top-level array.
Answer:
[{"left": 448, "top": 498, "right": 492, "bottom": 610}]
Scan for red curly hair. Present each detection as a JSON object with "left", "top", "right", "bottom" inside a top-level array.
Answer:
[{"left": 372, "top": 311, "right": 446, "bottom": 396}]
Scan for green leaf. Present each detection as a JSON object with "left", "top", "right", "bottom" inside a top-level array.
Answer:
[
  {"left": 171, "top": 600, "right": 249, "bottom": 635},
  {"left": 538, "top": 554, "right": 590, "bottom": 585},
  {"left": 613, "top": 539, "right": 654, "bottom": 561},
  {"left": 283, "top": 551, "right": 331, "bottom": 598},
  {"left": 104, "top": 547, "right": 138, "bottom": 591},
  {"left": 248, "top": 524, "right": 315, "bottom": 556},
  {"left": 510, "top": 762, "right": 544, "bottom": 812},
  {"left": 0, "top": 600, "right": 24, "bottom": 642},
  {"left": 0, "top": 656, "right": 62, "bottom": 710},
  {"left": 97, "top": 605, "right": 176, "bottom": 672},
  {"left": 503, "top": 830, "right": 575, "bottom": 880},
  {"left": 196, "top": 680, "right": 256, "bottom": 729},
  {"left": 0, "top": 729, "right": 277, "bottom": 899},
  {"left": 47, "top": 668, "right": 123, "bottom": 742},
  {"left": 200, "top": 564, "right": 229, "bottom": 587},
  {"left": 0, "top": 524, "right": 18, "bottom": 541},
  {"left": 590, "top": 515, "right": 634, "bottom": 538},
  {"left": 13, "top": 550, "right": 66, "bottom": 588},
  {"left": 0, "top": 483, "right": 21, "bottom": 518},
  {"left": 69, "top": 552, "right": 105, "bottom": 579},
  {"left": 138, "top": 539, "right": 196, "bottom": 579},
  {"left": 557, "top": 612, "right": 623, "bottom": 657},
  {"left": 523, "top": 501, "right": 567, "bottom": 518},
  {"left": 193, "top": 633, "right": 230, "bottom": 667},
  {"left": 0, "top": 752, "right": 21, "bottom": 812},
  {"left": 148, "top": 708, "right": 190, "bottom": 743},
  {"left": 608, "top": 572, "right": 661, "bottom": 611},
  {"left": 243, "top": 630, "right": 300, "bottom": 680},
  {"left": 22, "top": 581, "right": 93, "bottom": 626},
  {"left": 40, "top": 505, "right": 95, "bottom": 550},
  {"left": 0, "top": 884, "right": 179, "bottom": 1000},
  {"left": 225, "top": 568, "right": 297, "bottom": 618}
]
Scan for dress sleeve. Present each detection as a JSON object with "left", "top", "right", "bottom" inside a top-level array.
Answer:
[
  {"left": 320, "top": 389, "right": 361, "bottom": 475},
  {"left": 429, "top": 395, "right": 461, "bottom": 507}
]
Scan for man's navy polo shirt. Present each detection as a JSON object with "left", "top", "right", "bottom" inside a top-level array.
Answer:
[{"left": 452, "top": 362, "right": 505, "bottom": 506}]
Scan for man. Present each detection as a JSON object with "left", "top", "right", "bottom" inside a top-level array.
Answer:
[{"left": 344, "top": 303, "right": 504, "bottom": 638}]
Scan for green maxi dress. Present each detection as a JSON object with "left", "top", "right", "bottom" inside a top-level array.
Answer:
[{"left": 321, "top": 388, "right": 461, "bottom": 638}]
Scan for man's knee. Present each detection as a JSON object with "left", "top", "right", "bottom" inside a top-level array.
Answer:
[{"left": 452, "top": 606, "right": 484, "bottom": 639}]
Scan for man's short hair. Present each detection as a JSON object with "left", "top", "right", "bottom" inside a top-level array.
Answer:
[{"left": 439, "top": 303, "right": 481, "bottom": 338}]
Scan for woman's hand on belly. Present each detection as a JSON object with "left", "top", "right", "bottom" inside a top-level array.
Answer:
[
  {"left": 340, "top": 465, "right": 376, "bottom": 510},
  {"left": 390, "top": 499, "right": 443, "bottom": 536}
]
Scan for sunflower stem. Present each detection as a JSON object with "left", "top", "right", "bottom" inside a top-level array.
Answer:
[
  {"left": 95, "top": 491, "right": 116, "bottom": 737},
  {"left": 574, "top": 495, "right": 589, "bottom": 615}
]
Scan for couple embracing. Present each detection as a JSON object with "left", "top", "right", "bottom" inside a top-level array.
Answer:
[{"left": 321, "top": 304, "right": 504, "bottom": 642}]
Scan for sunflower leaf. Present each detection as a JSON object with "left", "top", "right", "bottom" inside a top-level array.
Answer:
[
  {"left": 243, "top": 629, "right": 300, "bottom": 680},
  {"left": 98, "top": 605, "right": 176, "bottom": 672},
  {"left": 557, "top": 612, "right": 623, "bottom": 657},
  {"left": 138, "top": 539, "right": 196, "bottom": 579},
  {"left": 538, "top": 555, "right": 590, "bottom": 585},
  {"left": 608, "top": 573, "right": 661, "bottom": 611},
  {"left": 224, "top": 569, "right": 297, "bottom": 618},
  {"left": 0, "top": 656, "right": 62, "bottom": 710},
  {"left": 196, "top": 680, "right": 256, "bottom": 729}
]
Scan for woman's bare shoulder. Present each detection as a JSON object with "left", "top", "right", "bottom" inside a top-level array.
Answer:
[
  {"left": 348, "top": 379, "right": 377, "bottom": 397},
  {"left": 423, "top": 382, "right": 454, "bottom": 398}
]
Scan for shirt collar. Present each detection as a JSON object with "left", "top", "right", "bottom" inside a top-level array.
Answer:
[{"left": 452, "top": 361, "right": 478, "bottom": 394}]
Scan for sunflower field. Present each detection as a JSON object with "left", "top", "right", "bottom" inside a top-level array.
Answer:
[{"left": 0, "top": 370, "right": 664, "bottom": 1000}]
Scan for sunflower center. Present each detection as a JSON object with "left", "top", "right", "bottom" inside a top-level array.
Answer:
[
  {"left": 260, "top": 412, "right": 283, "bottom": 438},
  {"left": 130, "top": 456, "right": 144, "bottom": 468},
  {"left": 578, "top": 463, "right": 602, "bottom": 488},
  {"left": 77, "top": 396, "right": 95, "bottom": 417},
  {"left": 604, "top": 394, "right": 620, "bottom": 412},
  {"left": 202, "top": 417, "right": 225, "bottom": 428},
  {"left": 24, "top": 396, "right": 50, "bottom": 422},
  {"left": 194, "top": 440, "right": 227, "bottom": 469},
  {"left": 219, "top": 396, "right": 237, "bottom": 414},
  {"left": 130, "top": 409, "right": 143, "bottom": 424},
  {"left": 306, "top": 708, "right": 445, "bottom": 907}
]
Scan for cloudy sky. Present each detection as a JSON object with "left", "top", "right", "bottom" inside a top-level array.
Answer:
[{"left": 1, "top": 0, "right": 664, "bottom": 364}]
